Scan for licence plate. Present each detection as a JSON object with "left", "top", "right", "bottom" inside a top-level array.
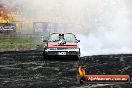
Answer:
[{"left": 58, "top": 52, "right": 66, "bottom": 55}]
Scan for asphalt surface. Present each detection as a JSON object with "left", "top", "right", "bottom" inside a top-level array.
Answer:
[{"left": 0, "top": 50, "right": 132, "bottom": 88}]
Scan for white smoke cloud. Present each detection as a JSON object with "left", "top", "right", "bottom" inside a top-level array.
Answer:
[
  {"left": 7, "top": 0, "right": 132, "bottom": 56},
  {"left": 77, "top": 0, "right": 132, "bottom": 56}
]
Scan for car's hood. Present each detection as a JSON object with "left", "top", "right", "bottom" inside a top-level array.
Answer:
[{"left": 47, "top": 42, "right": 78, "bottom": 48}]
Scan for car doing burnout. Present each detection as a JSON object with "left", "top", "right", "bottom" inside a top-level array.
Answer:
[{"left": 43, "top": 33, "right": 80, "bottom": 59}]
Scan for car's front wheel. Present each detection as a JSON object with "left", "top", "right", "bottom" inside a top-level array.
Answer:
[
  {"left": 43, "top": 51, "right": 48, "bottom": 60},
  {"left": 73, "top": 55, "right": 80, "bottom": 60}
]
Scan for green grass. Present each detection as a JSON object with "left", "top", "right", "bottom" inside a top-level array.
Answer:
[{"left": 0, "top": 38, "right": 42, "bottom": 46}]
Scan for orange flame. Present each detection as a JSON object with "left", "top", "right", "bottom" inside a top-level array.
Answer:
[
  {"left": 78, "top": 65, "right": 86, "bottom": 76},
  {"left": 0, "top": 8, "right": 18, "bottom": 22}
]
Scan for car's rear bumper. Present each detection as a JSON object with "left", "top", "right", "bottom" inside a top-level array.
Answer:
[{"left": 44, "top": 48, "right": 80, "bottom": 56}]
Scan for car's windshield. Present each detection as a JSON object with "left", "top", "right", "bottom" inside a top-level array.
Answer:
[
  {"left": 48, "top": 34, "right": 59, "bottom": 41},
  {"left": 48, "top": 33, "right": 76, "bottom": 42},
  {"left": 64, "top": 34, "right": 76, "bottom": 42}
]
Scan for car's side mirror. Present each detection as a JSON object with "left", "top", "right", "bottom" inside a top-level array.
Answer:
[
  {"left": 43, "top": 40, "right": 48, "bottom": 42},
  {"left": 75, "top": 40, "right": 80, "bottom": 43}
]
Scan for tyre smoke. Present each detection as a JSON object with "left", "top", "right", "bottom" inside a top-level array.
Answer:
[
  {"left": 71, "top": 0, "right": 132, "bottom": 56},
  {"left": 4, "top": 0, "right": 132, "bottom": 56}
]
